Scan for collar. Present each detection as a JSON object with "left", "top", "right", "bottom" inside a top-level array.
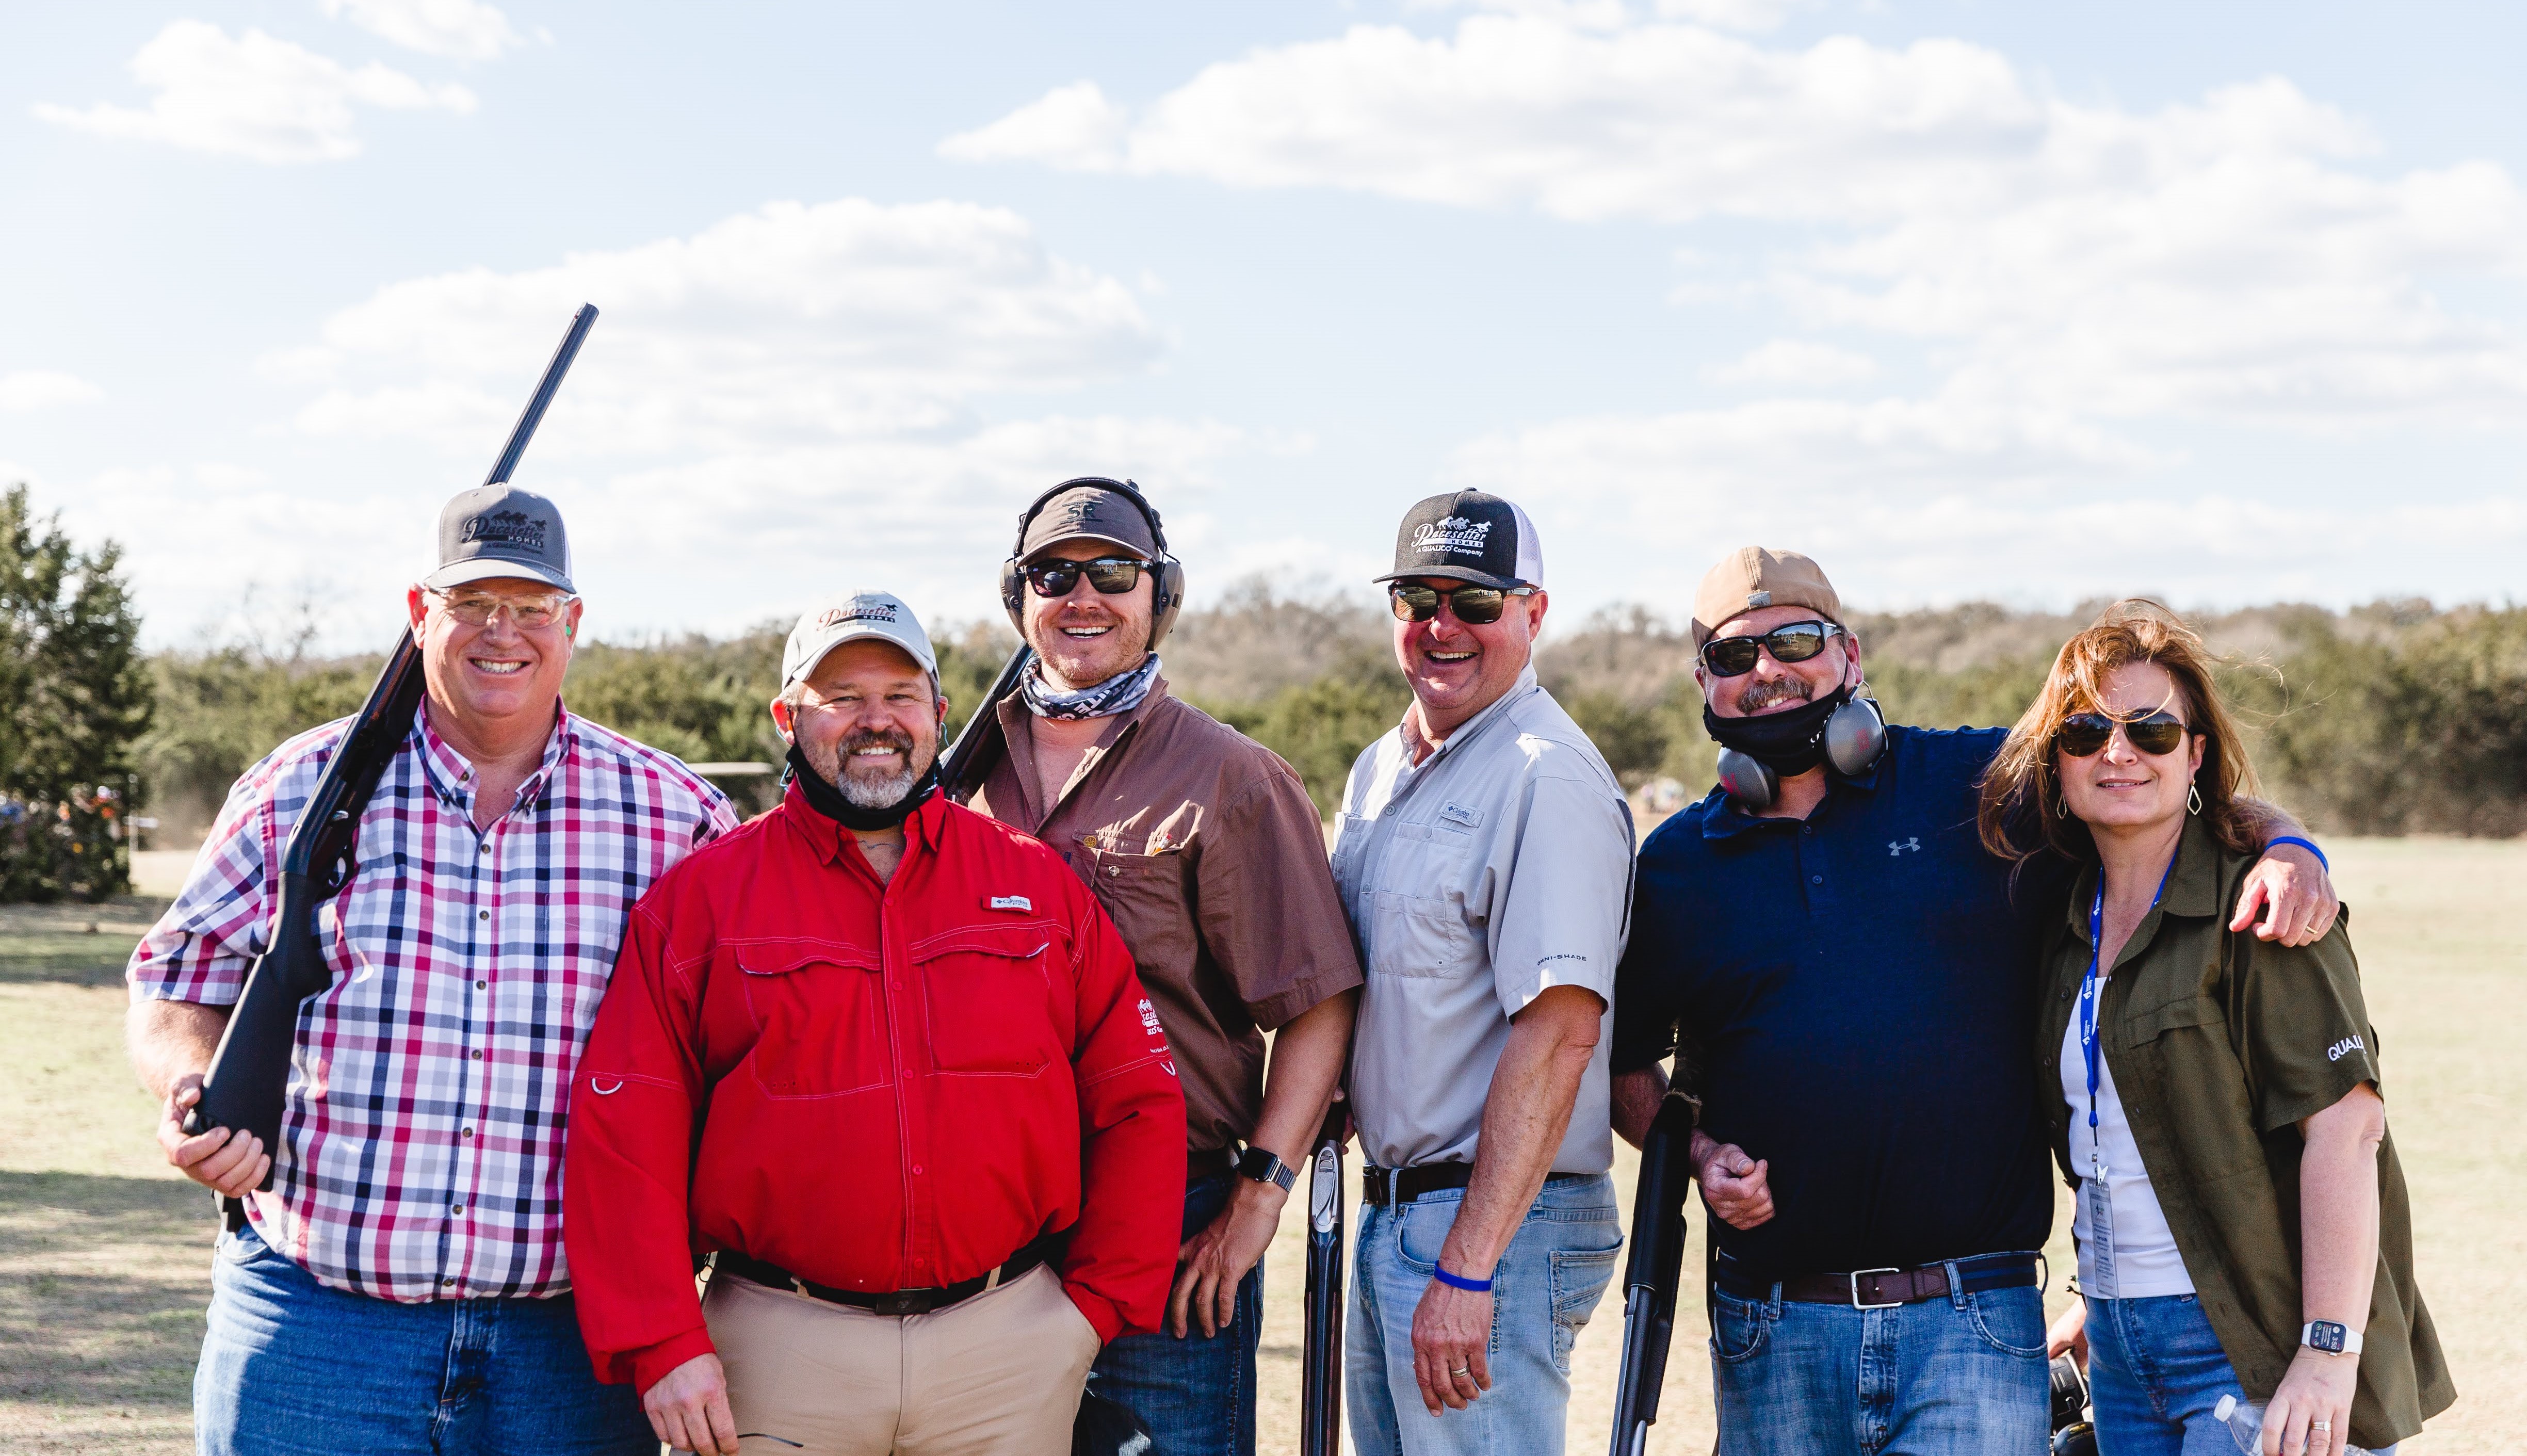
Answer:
[
  {"left": 780, "top": 771, "right": 951, "bottom": 869},
  {"left": 1400, "top": 664, "right": 1538, "bottom": 767},
  {"left": 1696, "top": 729, "right": 1886, "bottom": 842},
  {"left": 994, "top": 674, "right": 1173, "bottom": 826},
  {"left": 2063, "top": 813, "right": 2224, "bottom": 942},
  {"left": 414, "top": 699, "right": 569, "bottom": 814}
]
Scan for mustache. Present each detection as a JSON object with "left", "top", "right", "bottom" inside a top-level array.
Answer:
[
  {"left": 1736, "top": 676, "right": 1815, "bottom": 716},
  {"left": 839, "top": 727, "right": 917, "bottom": 761}
]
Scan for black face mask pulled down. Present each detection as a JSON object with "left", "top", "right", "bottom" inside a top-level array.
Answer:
[
  {"left": 785, "top": 742, "right": 939, "bottom": 832},
  {"left": 1702, "top": 684, "right": 1852, "bottom": 778}
]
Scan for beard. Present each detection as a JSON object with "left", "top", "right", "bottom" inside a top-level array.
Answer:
[
  {"left": 805, "top": 725, "right": 936, "bottom": 809},
  {"left": 1735, "top": 674, "right": 1816, "bottom": 716}
]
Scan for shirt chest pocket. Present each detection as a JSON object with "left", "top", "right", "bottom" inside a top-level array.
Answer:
[
  {"left": 916, "top": 923, "right": 1064, "bottom": 1077},
  {"left": 1364, "top": 820, "right": 1479, "bottom": 981},
  {"left": 2125, "top": 992, "right": 2260, "bottom": 1173},
  {"left": 1078, "top": 841, "right": 1196, "bottom": 976},
  {"left": 737, "top": 946, "right": 889, "bottom": 1098}
]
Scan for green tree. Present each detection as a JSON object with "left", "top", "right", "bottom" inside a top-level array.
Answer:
[{"left": 1, "top": 484, "right": 153, "bottom": 901}]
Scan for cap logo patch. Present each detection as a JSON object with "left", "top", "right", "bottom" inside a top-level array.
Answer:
[
  {"left": 461, "top": 509, "right": 548, "bottom": 551},
  {"left": 818, "top": 602, "right": 900, "bottom": 627},
  {"left": 1412, "top": 516, "right": 1493, "bottom": 557},
  {"left": 1052, "top": 499, "right": 1105, "bottom": 528},
  {"left": 1746, "top": 589, "right": 1772, "bottom": 608}
]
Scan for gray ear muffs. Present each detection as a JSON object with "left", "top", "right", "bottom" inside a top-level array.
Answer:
[
  {"left": 1716, "top": 747, "right": 1779, "bottom": 810},
  {"left": 1717, "top": 694, "right": 1887, "bottom": 812},
  {"left": 1000, "top": 476, "right": 1185, "bottom": 650}
]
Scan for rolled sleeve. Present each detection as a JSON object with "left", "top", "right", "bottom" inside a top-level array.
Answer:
[
  {"left": 1197, "top": 765, "right": 1365, "bottom": 1033},
  {"left": 2234, "top": 909, "right": 2383, "bottom": 1133},
  {"left": 1487, "top": 770, "right": 1632, "bottom": 1020}
]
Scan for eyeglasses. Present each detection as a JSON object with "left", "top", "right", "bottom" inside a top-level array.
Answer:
[
  {"left": 1388, "top": 583, "right": 1533, "bottom": 625},
  {"left": 430, "top": 588, "right": 574, "bottom": 629},
  {"left": 1699, "top": 621, "right": 1839, "bottom": 678},
  {"left": 2056, "top": 710, "right": 2189, "bottom": 758},
  {"left": 1024, "top": 556, "right": 1154, "bottom": 598}
]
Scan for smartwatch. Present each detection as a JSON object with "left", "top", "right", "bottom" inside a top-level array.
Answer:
[
  {"left": 2301, "top": 1320, "right": 2362, "bottom": 1356},
  {"left": 1238, "top": 1146, "right": 1297, "bottom": 1192}
]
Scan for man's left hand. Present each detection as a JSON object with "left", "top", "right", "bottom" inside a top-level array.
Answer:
[
  {"left": 2262, "top": 1347, "right": 2359, "bottom": 1456},
  {"left": 1167, "top": 1178, "right": 1283, "bottom": 1338},
  {"left": 2233, "top": 843, "right": 2338, "bottom": 947},
  {"left": 1410, "top": 1280, "right": 1493, "bottom": 1415}
]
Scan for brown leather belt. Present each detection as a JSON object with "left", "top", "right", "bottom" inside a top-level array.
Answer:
[
  {"left": 1362, "top": 1163, "right": 1593, "bottom": 1208},
  {"left": 1716, "top": 1251, "right": 2042, "bottom": 1307},
  {"left": 712, "top": 1227, "right": 1068, "bottom": 1317}
]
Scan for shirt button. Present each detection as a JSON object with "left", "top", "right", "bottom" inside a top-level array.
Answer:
[
  {"left": 471, "top": 1049, "right": 483, "bottom": 1060},
  {"left": 912, "top": 1165, "right": 925, "bottom": 1175},
  {"left": 462, "top": 1127, "right": 475, "bottom": 1138},
  {"left": 443, "top": 1276, "right": 457, "bottom": 1287},
  {"left": 1810, "top": 874, "right": 1824, "bottom": 885},
  {"left": 2058, "top": 990, "right": 2070, "bottom": 1001},
  {"left": 478, "top": 842, "right": 492, "bottom": 854},
  {"left": 478, "top": 910, "right": 490, "bottom": 921},
  {"left": 450, "top": 1203, "right": 464, "bottom": 1216},
  {"left": 476, "top": 980, "right": 488, "bottom": 991}
]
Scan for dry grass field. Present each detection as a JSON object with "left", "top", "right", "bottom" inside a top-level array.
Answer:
[{"left": 3, "top": 840, "right": 2517, "bottom": 1453}]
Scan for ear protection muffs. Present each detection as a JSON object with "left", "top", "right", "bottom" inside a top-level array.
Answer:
[
  {"left": 998, "top": 476, "right": 1186, "bottom": 651},
  {"left": 1715, "top": 692, "right": 1888, "bottom": 811}
]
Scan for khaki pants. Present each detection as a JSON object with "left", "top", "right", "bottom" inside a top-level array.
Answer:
[{"left": 696, "top": 1263, "right": 1100, "bottom": 1456}]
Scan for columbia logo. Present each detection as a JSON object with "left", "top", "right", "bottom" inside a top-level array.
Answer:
[{"left": 986, "top": 894, "right": 1032, "bottom": 912}]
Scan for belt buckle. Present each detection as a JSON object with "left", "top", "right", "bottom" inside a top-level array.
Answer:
[{"left": 1848, "top": 1267, "right": 1904, "bottom": 1309}]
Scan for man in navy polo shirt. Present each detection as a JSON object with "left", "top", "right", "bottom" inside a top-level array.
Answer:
[{"left": 1609, "top": 547, "right": 2339, "bottom": 1456}]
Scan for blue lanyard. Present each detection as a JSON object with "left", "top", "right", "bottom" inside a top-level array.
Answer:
[{"left": 2077, "top": 860, "right": 2175, "bottom": 1171}]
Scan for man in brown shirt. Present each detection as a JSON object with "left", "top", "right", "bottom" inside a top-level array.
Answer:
[{"left": 968, "top": 477, "right": 1362, "bottom": 1456}]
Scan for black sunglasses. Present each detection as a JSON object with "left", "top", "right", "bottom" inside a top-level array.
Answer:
[
  {"left": 1024, "top": 556, "right": 1154, "bottom": 598},
  {"left": 1699, "top": 620, "right": 1839, "bottom": 678},
  {"left": 1388, "top": 582, "right": 1531, "bottom": 626},
  {"left": 2057, "top": 710, "right": 2189, "bottom": 758}
]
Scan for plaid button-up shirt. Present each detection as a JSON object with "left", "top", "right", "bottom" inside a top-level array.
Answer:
[{"left": 129, "top": 703, "right": 737, "bottom": 1302}]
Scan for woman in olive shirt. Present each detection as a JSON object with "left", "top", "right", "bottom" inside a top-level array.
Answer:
[{"left": 1979, "top": 601, "right": 2451, "bottom": 1456}]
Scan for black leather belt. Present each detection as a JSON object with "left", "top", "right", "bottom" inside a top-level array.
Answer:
[
  {"left": 1715, "top": 1250, "right": 2042, "bottom": 1307},
  {"left": 712, "top": 1228, "right": 1068, "bottom": 1317},
  {"left": 1362, "top": 1163, "right": 1592, "bottom": 1208}
]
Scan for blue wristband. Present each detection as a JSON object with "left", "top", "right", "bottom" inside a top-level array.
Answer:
[
  {"left": 1433, "top": 1265, "right": 1494, "bottom": 1293},
  {"left": 2265, "top": 834, "right": 2329, "bottom": 871}
]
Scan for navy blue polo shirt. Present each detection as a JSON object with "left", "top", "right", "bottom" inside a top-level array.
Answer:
[{"left": 1611, "top": 724, "right": 2067, "bottom": 1282}]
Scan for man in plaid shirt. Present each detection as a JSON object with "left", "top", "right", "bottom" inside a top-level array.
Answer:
[{"left": 126, "top": 486, "right": 737, "bottom": 1456}]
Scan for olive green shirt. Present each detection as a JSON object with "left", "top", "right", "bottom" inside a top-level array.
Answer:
[{"left": 2033, "top": 818, "right": 2453, "bottom": 1448}]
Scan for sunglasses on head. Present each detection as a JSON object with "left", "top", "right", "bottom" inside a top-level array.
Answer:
[
  {"left": 2056, "top": 710, "right": 2189, "bottom": 758},
  {"left": 1388, "top": 582, "right": 1532, "bottom": 625},
  {"left": 1699, "top": 620, "right": 1839, "bottom": 678},
  {"left": 1024, "top": 556, "right": 1154, "bottom": 598}
]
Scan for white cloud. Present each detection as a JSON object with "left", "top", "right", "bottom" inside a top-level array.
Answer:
[
  {"left": 33, "top": 21, "right": 474, "bottom": 164},
  {"left": 0, "top": 370, "right": 105, "bottom": 412},
  {"left": 1704, "top": 339, "right": 1877, "bottom": 387},
  {"left": 949, "top": 13, "right": 2527, "bottom": 429},
  {"left": 320, "top": 0, "right": 526, "bottom": 61}
]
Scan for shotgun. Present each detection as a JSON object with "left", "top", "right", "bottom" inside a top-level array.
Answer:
[
  {"left": 939, "top": 644, "right": 1033, "bottom": 804},
  {"left": 182, "top": 305, "right": 602, "bottom": 1180},
  {"left": 1609, "top": 1094, "right": 1696, "bottom": 1456},
  {"left": 1300, "top": 1098, "right": 1349, "bottom": 1456}
]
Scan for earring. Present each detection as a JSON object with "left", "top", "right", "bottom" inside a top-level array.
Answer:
[
  {"left": 2055, "top": 792, "right": 2070, "bottom": 820},
  {"left": 2188, "top": 783, "right": 2204, "bottom": 815}
]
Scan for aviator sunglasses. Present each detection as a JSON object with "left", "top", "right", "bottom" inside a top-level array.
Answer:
[
  {"left": 2056, "top": 710, "right": 2189, "bottom": 758},
  {"left": 1388, "top": 582, "right": 1533, "bottom": 626},
  {"left": 1024, "top": 556, "right": 1156, "bottom": 598},
  {"left": 1699, "top": 620, "right": 1839, "bottom": 677}
]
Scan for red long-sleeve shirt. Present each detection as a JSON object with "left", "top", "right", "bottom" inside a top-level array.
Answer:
[{"left": 563, "top": 783, "right": 1186, "bottom": 1394}]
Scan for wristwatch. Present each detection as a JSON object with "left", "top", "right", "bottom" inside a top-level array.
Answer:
[
  {"left": 1237, "top": 1146, "right": 1297, "bottom": 1192},
  {"left": 2301, "top": 1320, "right": 2363, "bottom": 1356}
]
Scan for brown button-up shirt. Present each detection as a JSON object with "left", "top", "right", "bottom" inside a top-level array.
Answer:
[{"left": 973, "top": 677, "right": 1363, "bottom": 1156}]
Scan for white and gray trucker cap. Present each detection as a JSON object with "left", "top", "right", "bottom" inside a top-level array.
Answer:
[{"left": 782, "top": 590, "right": 938, "bottom": 693}]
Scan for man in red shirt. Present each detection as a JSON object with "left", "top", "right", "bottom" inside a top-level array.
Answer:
[{"left": 564, "top": 589, "right": 1187, "bottom": 1456}]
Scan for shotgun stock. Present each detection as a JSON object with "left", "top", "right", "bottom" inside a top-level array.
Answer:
[
  {"left": 181, "top": 304, "right": 602, "bottom": 1175},
  {"left": 940, "top": 644, "right": 1033, "bottom": 804},
  {"left": 1300, "top": 1099, "right": 1349, "bottom": 1456},
  {"left": 1609, "top": 1095, "right": 1695, "bottom": 1456}
]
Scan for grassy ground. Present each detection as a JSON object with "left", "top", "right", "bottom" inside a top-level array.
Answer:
[{"left": 3, "top": 840, "right": 2516, "bottom": 1452}]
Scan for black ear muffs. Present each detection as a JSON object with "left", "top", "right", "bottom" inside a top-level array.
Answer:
[{"left": 1002, "top": 476, "right": 1185, "bottom": 651}]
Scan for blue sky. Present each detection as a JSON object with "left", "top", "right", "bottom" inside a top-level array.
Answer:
[{"left": 5, "top": 1, "right": 2523, "bottom": 650}]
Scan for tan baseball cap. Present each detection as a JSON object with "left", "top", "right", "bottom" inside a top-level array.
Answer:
[{"left": 1691, "top": 547, "right": 1844, "bottom": 647}]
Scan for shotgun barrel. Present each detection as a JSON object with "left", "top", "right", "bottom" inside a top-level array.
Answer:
[
  {"left": 940, "top": 644, "right": 1034, "bottom": 804},
  {"left": 1609, "top": 1095, "right": 1696, "bottom": 1456},
  {"left": 182, "top": 305, "right": 602, "bottom": 1165}
]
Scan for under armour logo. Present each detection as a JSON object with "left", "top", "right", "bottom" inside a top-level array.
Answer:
[{"left": 1887, "top": 837, "right": 1921, "bottom": 856}]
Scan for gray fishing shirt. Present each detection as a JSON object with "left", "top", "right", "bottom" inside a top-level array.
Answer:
[{"left": 1331, "top": 665, "right": 1635, "bottom": 1174}]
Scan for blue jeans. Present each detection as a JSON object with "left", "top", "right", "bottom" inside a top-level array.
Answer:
[
  {"left": 1347, "top": 1172, "right": 1622, "bottom": 1456},
  {"left": 2084, "top": 1295, "right": 2396, "bottom": 1456},
  {"left": 1710, "top": 1260, "right": 2049, "bottom": 1455},
  {"left": 1089, "top": 1171, "right": 1262, "bottom": 1456},
  {"left": 194, "top": 1223, "right": 650, "bottom": 1456}
]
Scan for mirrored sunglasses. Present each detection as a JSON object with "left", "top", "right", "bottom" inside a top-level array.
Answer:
[
  {"left": 1387, "top": 583, "right": 1530, "bottom": 625},
  {"left": 1024, "top": 557, "right": 1152, "bottom": 598},
  {"left": 1699, "top": 620, "right": 1836, "bottom": 677},
  {"left": 2057, "top": 710, "right": 2188, "bottom": 758}
]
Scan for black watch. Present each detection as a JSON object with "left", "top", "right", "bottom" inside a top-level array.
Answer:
[{"left": 1238, "top": 1146, "right": 1297, "bottom": 1192}]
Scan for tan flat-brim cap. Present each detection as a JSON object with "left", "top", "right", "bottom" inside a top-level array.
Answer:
[{"left": 1692, "top": 546, "right": 1843, "bottom": 646}]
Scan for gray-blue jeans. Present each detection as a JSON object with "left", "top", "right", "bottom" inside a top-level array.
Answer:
[{"left": 1346, "top": 1173, "right": 1621, "bottom": 1456}]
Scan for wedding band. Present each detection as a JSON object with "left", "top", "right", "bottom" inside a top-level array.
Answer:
[
  {"left": 2312, "top": 1420, "right": 2332, "bottom": 1431},
  {"left": 1449, "top": 1365, "right": 1471, "bottom": 1376}
]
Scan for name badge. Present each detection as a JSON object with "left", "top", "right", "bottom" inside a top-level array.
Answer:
[{"left": 2082, "top": 1175, "right": 2119, "bottom": 1298}]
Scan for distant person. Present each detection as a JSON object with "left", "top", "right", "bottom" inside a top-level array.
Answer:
[
  {"left": 1610, "top": 549, "right": 2340, "bottom": 1456},
  {"left": 964, "top": 478, "right": 1362, "bottom": 1456},
  {"left": 1981, "top": 600, "right": 2453, "bottom": 1455},
  {"left": 563, "top": 590, "right": 1187, "bottom": 1456},
  {"left": 1333, "top": 490, "right": 1636, "bottom": 1456},
  {"left": 126, "top": 487, "right": 737, "bottom": 1455}
]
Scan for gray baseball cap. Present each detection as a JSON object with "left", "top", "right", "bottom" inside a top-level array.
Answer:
[
  {"left": 783, "top": 589, "right": 938, "bottom": 693},
  {"left": 424, "top": 484, "right": 574, "bottom": 593},
  {"left": 1018, "top": 481, "right": 1160, "bottom": 563}
]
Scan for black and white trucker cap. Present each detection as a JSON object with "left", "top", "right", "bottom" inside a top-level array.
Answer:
[{"left": 1374, "top": 490, "right": 1544, "bottom": 591}]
